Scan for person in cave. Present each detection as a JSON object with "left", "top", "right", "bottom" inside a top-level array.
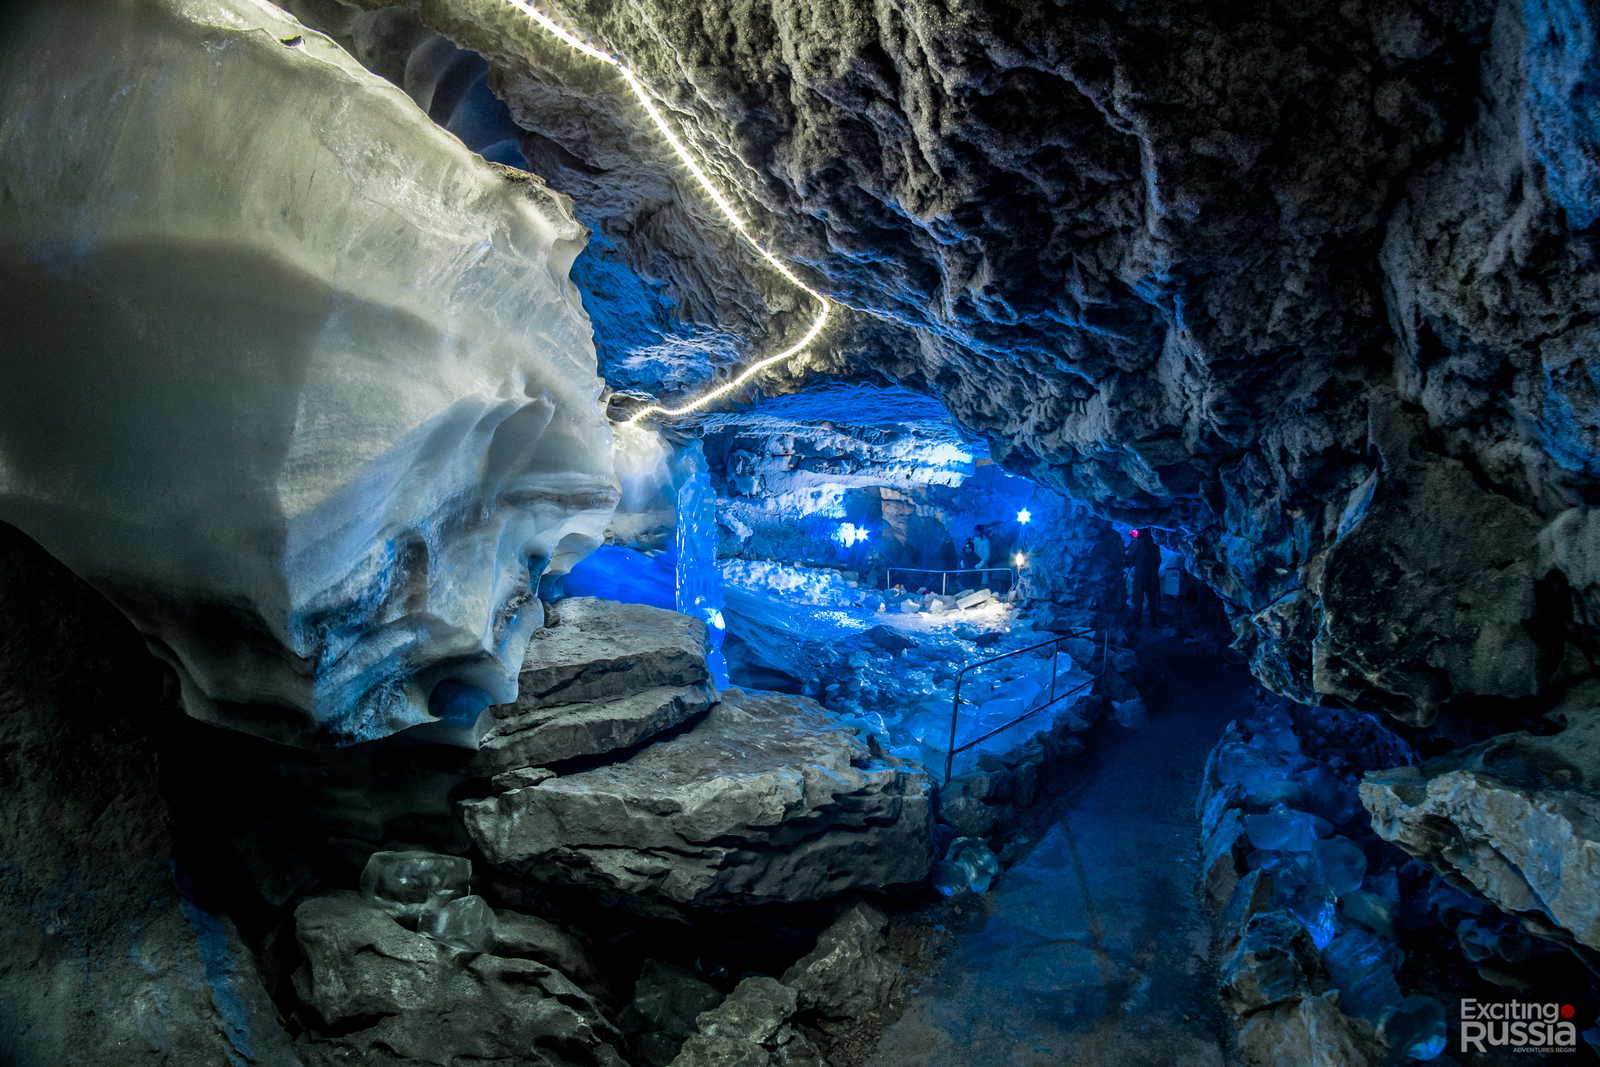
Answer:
[
  {"left": 1127, "top": 527, "right": 1161, "bottom": 628},
  {"left": 970, "top": 524, "right": 992, "bottom": 587}
]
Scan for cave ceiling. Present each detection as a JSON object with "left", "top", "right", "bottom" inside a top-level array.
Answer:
[{"left": 365, "top": 0, "right": 1597, "bottom": 727}]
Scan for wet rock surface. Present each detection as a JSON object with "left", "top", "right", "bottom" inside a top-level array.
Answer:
[{"left": 460, "top": 687, "right": 937, "bottom": 911}]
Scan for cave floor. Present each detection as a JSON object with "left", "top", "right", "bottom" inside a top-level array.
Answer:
[{"left": 866, "top": 637, "right": 1251, "bottom": 1067}]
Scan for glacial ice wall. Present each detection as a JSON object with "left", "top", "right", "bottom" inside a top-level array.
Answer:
[{"left": 0, "top": 0, "right": 617, "bottom": 744}]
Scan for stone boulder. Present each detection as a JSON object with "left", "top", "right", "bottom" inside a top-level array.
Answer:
[
  {"left": 1360, "top": 686, "right": 1600, "bottom": 950},
  {"left": 291, "top": 891, "right": 625, "bottom": 1067},
  {"left": 1237, "top": 991, "right": 1385, "bottom": 1067},
  {"left": 1220, "top": 910, "right": 1329, "bottom": 1017},
  {"left": 512, "top": 598, "right": 711, "bottom": 707},
  {"left": 781, "top": 901, "right": 900, "bottom": 1034},
  {"left": 459, "top": 688, "right": 936, "bottom": 911},
  {"left": 669, "top": 977, "right": 824, "bottom": 1067},
  {"left": 475, "top": 684, "right": 716, "bottom": 773}
]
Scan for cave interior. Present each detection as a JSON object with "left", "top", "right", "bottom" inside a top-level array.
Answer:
[{"left": 1, "top": 0, "right": 1599, "bottom": 1065}]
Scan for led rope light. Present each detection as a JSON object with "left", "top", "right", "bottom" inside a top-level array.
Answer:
[{"left": 507, "top": 1, "right": 831, "bottom": 424}]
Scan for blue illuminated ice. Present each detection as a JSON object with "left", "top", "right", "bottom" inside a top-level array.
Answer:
[
  {"left": 1321, "top": 928, "right": 1404, "bottom": 1022},
  {"left": 932, "top": 837, "right": 1001, "bottom": 896},
  {"left": 1380, "top": 995, "right": 1448, "bottom": 1060},
  {"left": 675, "top": 441, "right": 729, "bottom": 688},
  {"left": 1244, "top": 805, "right": 1322, "bottom": 852}
]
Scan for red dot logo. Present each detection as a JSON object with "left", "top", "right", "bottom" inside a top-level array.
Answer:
[{"left": 1561, "top": 1004, "right": 1575, "bottom": 1019}]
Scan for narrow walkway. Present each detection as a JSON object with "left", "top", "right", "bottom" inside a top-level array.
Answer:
[{"left": 867, "top": 639, "right": 1254, "bottom": 1067}]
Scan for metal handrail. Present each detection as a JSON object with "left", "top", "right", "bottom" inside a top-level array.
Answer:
[
  {"left": 944, "top": 627, "right": 1107, "bottom": 784},
  {"left": 886, "top": 566, "right": 1019, "bottom": 596}
]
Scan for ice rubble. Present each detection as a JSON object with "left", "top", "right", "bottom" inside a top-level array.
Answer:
[
  {"left": 721, "top": 579, "right": 1096, "bottom": 777},
  {"left": 0, "top": 0, "right": 616, "bottom": 742}
]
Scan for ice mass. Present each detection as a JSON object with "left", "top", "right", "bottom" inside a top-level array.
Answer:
[{"left": 1, "top": 0, "right": 1599, "bottom": 1065}]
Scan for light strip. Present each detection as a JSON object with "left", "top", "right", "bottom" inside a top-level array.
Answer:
[{"left": 507, "top": 1, "right": 831, "bottom": 424}]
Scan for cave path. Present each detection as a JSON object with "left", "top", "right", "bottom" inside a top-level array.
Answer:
[{"left": 867, "top": 639, "right": 1252, "bottom": 1067}]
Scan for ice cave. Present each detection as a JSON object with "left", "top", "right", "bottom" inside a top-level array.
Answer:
[{"left": 1, "top": 0, "right": 1598, "bottom": 1064}]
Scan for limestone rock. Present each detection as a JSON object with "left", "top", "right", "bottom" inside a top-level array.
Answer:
[
  {"left": 0, "top": 0, "right": 616, "bottom": 743},
  {"left": 1220, "top": 910, "right": 1329, "bottom": 1017},
  {"left": 509, "top": 598, "right": 711, "bottom": 708},
  {"left": 493, "top": 909, "right": 612, "bottom": 1002},
  {"left": 670, "top": 977, "right": 824, "bottom": 1067},
  {"left": 781, "top": 902, "right": 900, "bottom": 1031},
  {"left": 476, "top": 683, "right": 716, "bottom": 772},
  {"left": 1360, "top": 690, "right": 1600, "bottom": 950},
  {"left": 292, "top": 891, "right": 626, "bottom": 1067},
  {"left": 459, "top": 688, "right": 936, "bottom": 911},
  {"left": 1237, "top": 991, "right": 1385, "bottom": 1067}
]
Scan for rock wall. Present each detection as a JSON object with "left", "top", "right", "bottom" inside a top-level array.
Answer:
[
  {"left": 0, "top": 523, "right": 299, "bottom": 1067},
  {"left": 406, "top": 0, "right": 1600, "bottom": 726}
]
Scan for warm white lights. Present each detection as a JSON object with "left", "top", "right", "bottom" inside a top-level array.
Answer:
[
  {"left": 506, "top": 2, "right": 831, "bottom": 424},
  {"left": 1014, "top": 552, "right": 1026, "bottom": 567}
]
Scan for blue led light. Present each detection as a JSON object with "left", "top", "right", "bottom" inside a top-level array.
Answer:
[{"left": 1016, "top": 509, "right": 1031, "bottom": 524}]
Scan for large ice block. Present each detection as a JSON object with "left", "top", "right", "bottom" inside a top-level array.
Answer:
[{"left": 0, "top": 0, "right": 617, "bottom": 742}]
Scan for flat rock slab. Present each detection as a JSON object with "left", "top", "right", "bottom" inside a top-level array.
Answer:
[
  {"left": 474, "top": 684, "right": 715, "bottom": 773},
  {"left": 459, "top": 688, "right": 936, "bottom": 911},
  {"left": 1360, "top": 685, "right": 1600, "bottom": 950},
  {"left": 508, "top": 598, "right": 709, "bottom": 709}
]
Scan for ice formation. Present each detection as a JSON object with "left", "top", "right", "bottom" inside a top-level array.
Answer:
[{"left": 0, "top": 0, "right": 616, "bottom": 743}]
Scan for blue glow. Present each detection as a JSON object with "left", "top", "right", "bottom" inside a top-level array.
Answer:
[
  {"left": 1017, "top": 509, "right": 1031, "bottom": 524},
  {"left": 836, "top": 522, "right": 871, "bottom": 546}
]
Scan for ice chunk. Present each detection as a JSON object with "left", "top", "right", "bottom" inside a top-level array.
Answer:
[
  {"left": 1321, "top": 928, "right": 1404, "bottom": 1023},
  {"left": 947, "top": 837, "right": 1001, "bottom": 894},
  {"left": 956, "top": 589, "right": 992, "bottom": 609},
  {"left": 1379, "top": 995, "right": 1448, "bottom": 1061},
  {"left": 419, "top": 894, "right": 499, "bottom": 953},
  {"left": 930, "top": 860, "right": 971, "bottom": 897},
  {"left": 1217, "top": 743, "right": 1294, "bottom": 792},
  {"left": 1112, "top": 698, "right": 1149, "bottom": 729},
  {"left": 675, "top": 440, "right": 730, "bottom": 689},
  {"left": 1243, "top": 806, "right": 1321, "bottom": 852},
  {"left": 1341, "top": 889, "right": 1397, "bottom": 941},
  {"left": 1312, "top": 836, "right": 1368, "bottom": 897},
  {"left": 360, "top": 851, "right": 471, "bottom": 922},
  {"left": 1295, "top": 766, "right": 1361, "bottom": 827},
  {"left": 0, "top": 0, "right": 617, "bottom": 743},
  {"left": 1276, "top": 881, "right": 1339, "bottom": 949}
]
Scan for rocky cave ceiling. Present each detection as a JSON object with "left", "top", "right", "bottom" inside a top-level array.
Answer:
[{"left": 295, "top": 0, "right": 1600, "bottom": 730}]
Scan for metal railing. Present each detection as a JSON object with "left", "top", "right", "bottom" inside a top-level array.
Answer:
[
  {"left": 886, "top": 566, "right": 1019, "bottom": 596},
  {"left": 944, "top": 627, "right": 1107, "bottom": 783}
]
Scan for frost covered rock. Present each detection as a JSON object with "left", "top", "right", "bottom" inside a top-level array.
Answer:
[
  {"left": 292, "top": 891, "right": 625, "bottom": 1067},
  {"left": 0, "top": 0, "right": 615, "bottom": 744},
  {"left": 1360, "top": 685, "right": 1600, "bottom": 950},
  {"left": 458, "top": 688, "right": 936, "bottom": 911}
]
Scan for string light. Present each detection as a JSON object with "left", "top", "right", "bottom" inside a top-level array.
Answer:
[{"left": 505, "top": 2, "right": 831, "bottom": 424}]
